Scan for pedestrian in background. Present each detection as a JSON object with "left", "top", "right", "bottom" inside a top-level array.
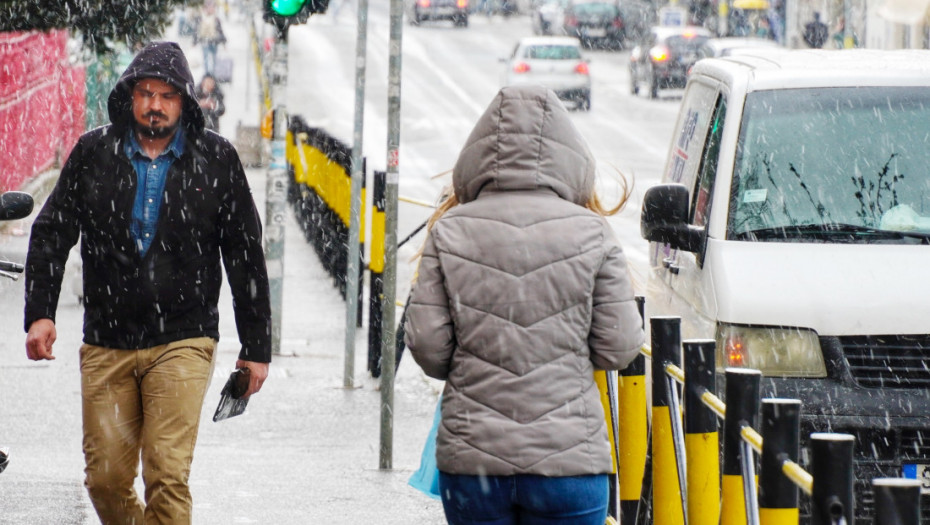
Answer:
[
  {"left": 195, "top": 1, "right": 226, "bottom": 75},
  {"left": 404, "top": 85, "right": 645, "bottom": 525},
  {"left": 196, "top": 72, "right": 226, "bottom": 132},
  {"left": 803, "top": 11, "right": 829, "bottom": 48},
  {"left": 24, "top": 41, "right": 271, "bottom": 524}
]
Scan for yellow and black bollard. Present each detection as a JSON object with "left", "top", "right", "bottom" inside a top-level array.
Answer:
[
  {"left": 684, "top": 339, "right": 719, "bottom": 525},
  {"left": 721, "top": 368, "right": 761, "bottom": 525},
  {"left": 810, "top": 433, "right": 855, "bottom": 525},
  {"left": 650, "top": 316, "right": 685, "bottom": 525},
  {"left": 758, "top": 398, "right": 801, "bottom": 525},
  {"left": 872, "top": 478, "right": 922, "bottom": 525},
  {"left": 618, "top": 297, "right": 649, "bottom": 525}
]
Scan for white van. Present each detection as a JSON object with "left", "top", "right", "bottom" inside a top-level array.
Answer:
[{"left": 641, "top": 49, "right": 930, "bottom": 521}]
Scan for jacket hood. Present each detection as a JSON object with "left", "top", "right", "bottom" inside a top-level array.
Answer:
[
  {"left": 107, "top": 41, "right": 205, "bottom": 134},
  {"left": 452, "top": 86, "right": 595, "bottom": 206}
]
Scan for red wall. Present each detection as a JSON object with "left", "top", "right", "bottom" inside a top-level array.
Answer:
[{"left": 0, "top": 30, "right": 85, "bottom": 192}]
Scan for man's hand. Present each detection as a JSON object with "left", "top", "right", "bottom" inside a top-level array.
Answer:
[
  {"left": 26, "top": 319, "right": 57, "bottom": 361},
  {"left": 235, "top": 359, "right": 269, "bottom": 398}
]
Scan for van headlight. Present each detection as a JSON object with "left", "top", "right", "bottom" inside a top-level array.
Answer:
[{"left": 715, "top": 324, "right": 827, "bottom": 377}]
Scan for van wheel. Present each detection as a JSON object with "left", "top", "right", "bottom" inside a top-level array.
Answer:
[{"left": 453, "top": 14, "right": 468, "bottom": 27}]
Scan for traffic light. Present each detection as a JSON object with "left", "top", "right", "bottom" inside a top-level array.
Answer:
[{"left": 263, "top": 0, "right": 329, "bottom": 31}]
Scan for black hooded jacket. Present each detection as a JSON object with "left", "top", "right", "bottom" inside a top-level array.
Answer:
[{"left": 24, "top": 41, "right": 272, "bottom": 363}]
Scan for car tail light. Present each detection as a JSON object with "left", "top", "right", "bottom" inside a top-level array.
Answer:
[
  {"left": 513, "top": 62, "right": 530, "bottom": 74},
  {"left": 575, "top": 62, "right": 589, "bottom": 75},
  {"left": 649, "top": 45, "right": 669, "bottom": 62},
  {"left": 417, "top": 0, "right": 430, "bottom": 6},
  {"left": 612, "top": 17, "right": 623, "bottom": 28},
  {"left": 457, "top": 0, "right": 468, "bottom": 7},
  {"left": 565, "top": 15, "right": 577, "bottom": 26}
]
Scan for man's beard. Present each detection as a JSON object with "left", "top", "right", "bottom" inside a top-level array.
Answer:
[{"left": 135, "top": 112, "right": 180, "bottom": 139}]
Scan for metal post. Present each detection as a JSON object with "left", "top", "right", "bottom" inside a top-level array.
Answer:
[
  {"left": 379, "top": 0, "right": 403, "bottom": 470},
  {"left": 759, "top": 398, "right": 801, "bottom": 525},
  {"left": 368, "top": 172, "right": 385, "bottom": 377},
  {"left": 344, "top": 0, "right": 369, "bottom": 389},
  {"left": 651, "top": 316, "right": 685, "bottom": 525},
  {"left": 684, "top": 339, "right": 720, "bottom": 525},
  {"left": 741, "top": 439, "right": 762, "bottom": 525},
  {"left": 264, "top": 27, "right": 289, "bottom": 356},
  {"left": 872, "top": 478, "right": 921, "bottom": 525},
  {"left": 810, "top": 433, "right": 855, "bottom": 525},
  {"left": 722, "top": 368, "right": 761, "bottom": 525}
]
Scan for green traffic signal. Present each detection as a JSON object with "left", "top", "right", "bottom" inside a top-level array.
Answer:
[{"left": 270, "top": 0, "right": 306, "bottom": 16}]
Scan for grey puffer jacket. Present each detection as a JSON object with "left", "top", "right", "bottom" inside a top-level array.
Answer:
[{"left": 404, "top": 86, "right": 644, "bottom": 477}]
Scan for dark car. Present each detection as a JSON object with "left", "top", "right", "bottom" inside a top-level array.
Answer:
[
  {"left": 407, "top": 0, "right": 469, "bottom": 27},
  {"left": 562, "top": 0, "right": 625, "bottom": 49},
  {"left": 629, "top": 25, "right": 711, "bottom": 98}
]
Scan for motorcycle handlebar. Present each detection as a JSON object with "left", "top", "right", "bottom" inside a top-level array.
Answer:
[{"left": 0, "top": 260, "right": 24, "bottom": 273}]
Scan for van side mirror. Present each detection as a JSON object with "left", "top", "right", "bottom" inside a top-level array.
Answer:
[{"left": 640, "top": 183, "right": 705, "bottom": 253}]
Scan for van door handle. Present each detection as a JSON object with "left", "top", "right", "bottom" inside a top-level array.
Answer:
[{"left": 662, "top": 257, "right": 680, "bottom": 275}]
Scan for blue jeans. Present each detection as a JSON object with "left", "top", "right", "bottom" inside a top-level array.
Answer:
[
  {"left": 202, "top": 42, "right": 218, "bottom": 75},
  {"left": 439, "top": 472, "right": 609, "bottom": 525}
]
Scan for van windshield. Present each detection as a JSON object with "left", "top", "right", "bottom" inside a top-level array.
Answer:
[{"left": 729, "top": 87, "right": 930, "bottom": 243}]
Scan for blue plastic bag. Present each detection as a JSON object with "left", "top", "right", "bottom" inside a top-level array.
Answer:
[{"left": 408, "top": 396, "right": 442, "bottom": 500}]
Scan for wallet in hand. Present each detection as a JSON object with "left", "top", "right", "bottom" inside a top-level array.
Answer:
[{"left": 213, "top": 368, "right": 251, "bottom": 422}]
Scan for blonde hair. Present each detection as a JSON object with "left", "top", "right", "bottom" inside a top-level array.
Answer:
[{"left": 587, "top": 167, "right": 633, "bottom": 217}]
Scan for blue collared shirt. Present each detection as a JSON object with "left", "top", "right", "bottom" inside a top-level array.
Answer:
[{"left": 124, "top": 127, "right": 185, "bottom": 256}]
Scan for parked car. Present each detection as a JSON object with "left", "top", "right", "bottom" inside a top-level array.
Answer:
[
  {"left": 641, "top": 49, "right": 930, "bottom": 524},
  {"left": 562, "top": 0, "right": 625, "bottom": 50},
  {"left": 406, "top": 0, "right": 469, "bottom": 27},
  {"left": 696, "top": 36, "right": 780, "bottom": 58},
  {"left": 629, "top": 25, "right": 711, "bottom": 98},
  {"left": 531, "top": 0, "right": 570, "bottom": 35},
  {"left": 502, "top": 36, "right": 592, "bottom": 110}
]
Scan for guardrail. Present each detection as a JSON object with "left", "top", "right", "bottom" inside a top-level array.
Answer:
[
  {"left": 631, "top": 313, "right": 922, "bottom": 525},
  {"left": 285, "top": 116, "right": 364, "bottom": 311}
]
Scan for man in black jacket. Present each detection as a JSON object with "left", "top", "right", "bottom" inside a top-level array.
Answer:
[{"left": 23, "top": 41, "right": 271, "bottom": 524}]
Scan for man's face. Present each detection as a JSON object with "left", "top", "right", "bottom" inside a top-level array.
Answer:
[{"left": 132, "top": 78, "right": 183, "bottom": 139}]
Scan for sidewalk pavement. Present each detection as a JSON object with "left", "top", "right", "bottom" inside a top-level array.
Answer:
[{"left": 0, "top": 7, "right": 446, "bottom": 524}]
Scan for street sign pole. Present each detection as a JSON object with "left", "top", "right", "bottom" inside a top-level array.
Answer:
[
  {"left": 265, "top": 27, "right": 289, "bottom": 356},
  {"left": 344, "top": 0, "right": 370, "bottom": 389},
  {"left": 379, "top": 0, "right": 403, "bottom": 470}
]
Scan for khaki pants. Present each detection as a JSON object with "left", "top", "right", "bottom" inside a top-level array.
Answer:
[{"left": 80, "top": 337, "right": 217, "bottom": 525}]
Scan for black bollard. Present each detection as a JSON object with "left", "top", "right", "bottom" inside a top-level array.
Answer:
[
  {"left": 650, "top": 316, "right": 684, "bottom": 525},
  {"left": 721, "top": 367, "right": 761, "bottom": 525},
  {"left": 810, "top": 433, "right": 855, "bottom": 525},
  {"left": 872, "top": 478, "right": 921, "bottom": 525},
  {"left": 759, "top": 398, "right": 801, "bottom": 524},
  {"left": 683, "top": 339, "right": 719, "bottom": 525}
]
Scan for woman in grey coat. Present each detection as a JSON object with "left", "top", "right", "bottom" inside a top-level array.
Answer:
[{"left": 404, "top": 85, "right": 645, "bottom": 524}]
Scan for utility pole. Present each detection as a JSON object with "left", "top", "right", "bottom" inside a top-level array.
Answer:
[
  {"left": 265, "top": 29, "right": 288, "bottom": 357},
  {"left": 379, "top": 0, "right": 403, "bottom": 470},
  {"left": 344, "top": 0, "right": 370, "bottom": 389}
]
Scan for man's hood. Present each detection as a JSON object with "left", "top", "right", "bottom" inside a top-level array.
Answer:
[
  {"left": 452, "top": 86, "right": 595, "bottom": 206},
  {"left": 107, "top": 41, "right": 204, "bottom": 134}
]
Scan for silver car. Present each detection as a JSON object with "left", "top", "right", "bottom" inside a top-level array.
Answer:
[{"left": 502, "top": 37, "right": 592, "bottom": 110}]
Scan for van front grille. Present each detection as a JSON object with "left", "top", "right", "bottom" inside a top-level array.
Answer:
[{"left": 838, "top": 335, "right": 930, "bottom": 389}]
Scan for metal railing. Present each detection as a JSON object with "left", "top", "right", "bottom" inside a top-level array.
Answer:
[{"left": 625, "top": 312, "right": 922, "bottom": 525}]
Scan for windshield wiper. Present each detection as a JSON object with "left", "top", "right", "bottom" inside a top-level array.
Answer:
[{"left": 733, "top": 223, "right": 930, "bottom": 242}]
